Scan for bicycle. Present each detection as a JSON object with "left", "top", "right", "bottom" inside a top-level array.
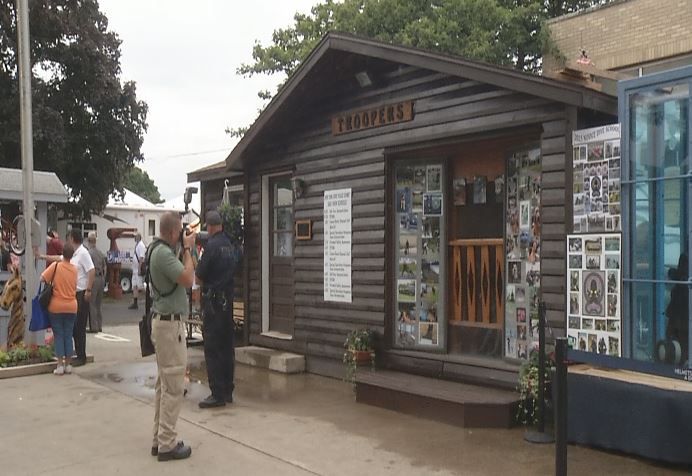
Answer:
[{"left": 0, "top": 214, "right": 26, "bottom": 256}]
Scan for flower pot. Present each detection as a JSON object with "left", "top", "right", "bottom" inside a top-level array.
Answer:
[{"left": 349, "top": 349, "right": 373, "bottom": 366}]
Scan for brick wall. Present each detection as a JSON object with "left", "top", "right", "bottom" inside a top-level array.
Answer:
[{"left": 545, "top": 0, "right": 692, "bottom": 71}]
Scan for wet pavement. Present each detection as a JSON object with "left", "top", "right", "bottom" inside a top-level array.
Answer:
[{"left": 2, "top": 299, "right": 689, "bottom": 475}]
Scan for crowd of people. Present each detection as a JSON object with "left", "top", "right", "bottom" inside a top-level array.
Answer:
[{"left": 1, "top": 210, "right": 241, "bottom": 463}]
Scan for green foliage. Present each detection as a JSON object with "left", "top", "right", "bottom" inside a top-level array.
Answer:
[
  {"left": 0, "top": 343, "right": 54, "bottom": 367},
  {"left": 0, "top": 0, "right": 148, "bottom": 218},
  {"left": 342, "top": 329, "right": 377, "bottom": 387},
  {"left": 230, "top": 0, "right": 609, "bottom": 136},
  {"left": 217, "top": 202, "right": 244, "bottom": 245},
  {"left": 122, "top": 167, "right": 163, "bottom": 204},
  {"left": 517, "top": 347, "right": 555, "bottom": 426}
]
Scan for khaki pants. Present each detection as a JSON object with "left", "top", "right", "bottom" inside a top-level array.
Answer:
[{"left": 151, "top": 317, "right": 187, "bottom": 452}]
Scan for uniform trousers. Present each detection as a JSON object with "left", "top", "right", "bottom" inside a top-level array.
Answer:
[
  {"left": 202, "top": 297, "right": 235, "bottom": 399},
  {"left": 151, "top": 317, "right": 187, "bottom": 452}
]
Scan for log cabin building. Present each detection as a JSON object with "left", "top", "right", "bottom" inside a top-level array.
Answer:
[{"left": 188, "top": 33, "right": 616, "bottom": 426}]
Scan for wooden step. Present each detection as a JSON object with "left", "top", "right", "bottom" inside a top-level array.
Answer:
[{"left": 355, "top": 369, "right": 519, "bottom": 428}]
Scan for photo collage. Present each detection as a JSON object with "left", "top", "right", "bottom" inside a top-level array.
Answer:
[
  {"left": 505, "top": 148, "right": 542, "bottom": 360},
  {"left": 572, "top": 127, "right": 621, "bottom": 233},
  {"left": 395, "top": 163, "right": 444, "bottom": 349},
  {"left": 566, "top": 234, "right": 622, "bottom": 356}
]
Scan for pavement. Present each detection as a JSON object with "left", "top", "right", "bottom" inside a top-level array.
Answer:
[{"left": 1, "top": 299, "right": 689, "bottom": 475}]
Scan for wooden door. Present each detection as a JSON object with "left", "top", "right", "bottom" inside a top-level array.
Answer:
[{"left": 268, "top": 176, "right": 295, "bottom": 335}]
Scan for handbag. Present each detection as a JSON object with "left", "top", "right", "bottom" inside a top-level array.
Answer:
[
  {"left": 30, "top": 290, "right": 51, "bottom": 331},
  {"left": 139, "top": 312, "right": 155, "bottom": 357},
  {"left": 38, "top": 262, "right": 59, "bottom": 311}
]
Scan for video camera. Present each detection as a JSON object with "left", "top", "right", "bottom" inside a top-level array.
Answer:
[{"left": 181, "top": 186, "right": 208, "bottom": 246}]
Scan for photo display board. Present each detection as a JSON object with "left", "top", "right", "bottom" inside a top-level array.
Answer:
[
  {"left": 566, "top": 234, "right": 622, "bottom": 356},
  {"left": 572, "top": 124, "right": 621, "bottom": 233},
  {"left": 505, "top": 147, "right": 542, "bottom": 360},
  {"left": 394, "top": 163, "right": 445, "bottom": 350},
  {"left": 324, "top": 189, "right": 352, "bottom": 302}
]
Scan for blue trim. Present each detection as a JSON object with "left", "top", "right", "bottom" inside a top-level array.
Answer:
[
  {"left": 618, "top": 66, "right": 692, "bottom": 367},
  {"left": 567, "top": 348, "right": 691, "bottom": 381}
]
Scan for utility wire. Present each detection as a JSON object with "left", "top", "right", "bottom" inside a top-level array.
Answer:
[{"left": 145, "top": 147, "right": 230, "bottom": 162}]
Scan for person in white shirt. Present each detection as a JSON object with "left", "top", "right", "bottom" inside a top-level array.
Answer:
[
  {"left": 42, "top": 229, "right": 95, "bottom": 366},
  {"left": 129, "top": 233, "right": 147, "bottom": 310}
]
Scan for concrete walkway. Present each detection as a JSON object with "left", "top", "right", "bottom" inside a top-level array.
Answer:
[{"left": 0, "top": 323, "right": 687, "bottom": 475}]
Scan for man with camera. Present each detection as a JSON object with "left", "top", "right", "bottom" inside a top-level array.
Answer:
[
  {"left": 196, "top": 210, "right": 241, "bottom": 408},
  {"left": 148, "top": 211, "right": 196, "bottom": 461}
]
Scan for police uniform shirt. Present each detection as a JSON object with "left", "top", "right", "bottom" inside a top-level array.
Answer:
[{"left": 196, "top": 231, "right": 236, "bottom": 293}]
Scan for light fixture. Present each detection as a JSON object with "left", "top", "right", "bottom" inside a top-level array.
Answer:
[
  {"left": 291, "top": 177, "right": 306, "bottom": 200},
  {"left": 355, "top": 71, "right": 373, "bottom": 88}
]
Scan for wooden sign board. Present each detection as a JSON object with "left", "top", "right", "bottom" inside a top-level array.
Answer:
[
  {"left": 331, "top": 101, "right": 414, "bottom": 136},
  {"left": 295, "top": 219, "right": 312, "bottom": 240}
]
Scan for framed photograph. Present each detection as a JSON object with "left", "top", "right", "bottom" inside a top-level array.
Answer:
[
  {"left": 295, "top": 220, "right": 312, "bottom": 241},
  {"left": 569, "top": 254, "right": 583, "bottom": 269},
  {"left": 605, "top": 254, "right": 620, "bottom": 269},
  {"left": 508, "top": 261, "right": 522, "bottom": 284},
  {"left": 421, "top": 236, "right": 439, "bottom": 258},
  {"left": 570, "top": 271, "right": 580, "bottom": 292},
  {"left": 584, "top": 237, "right": 602, "bottom": 255},
  {"left": 419, "top": 323, "right": 438, "bottom": 345},
  {"left": 396, "top": 187, "right": 411, "bottom": 213},
  {"left": 413, "top": 167, "right": 426, "bottom": 191},
  {"left": 422, "top": 259, "right": 440, "bottom": 283},
  {"left": 396, "top": 167, "right": 414, "bottom": 186},
  {"left": 423, "top": 193, "right": 443, "bottom": 216},
  {"left": 586, "top": 255, "right": 601, "bottom": 270},
  {"left": 427, "top": 165, "right": 442, "bottom": 192},
  {"left": 569, "top": 293, "right": 580, "bottom": 314},
  {"left": 568, "top": 237, "right": 583, "bottom": 253},
  {"left": 399, "top": 213, "right": 418, "bottom": 232},
  {"left": 453, "top": 178, "right": 467, "bottom": 206},
  {"left": 569, "top": 315, "right": 581, "bottom": 329},
  {"left": 473, "top": 176, "right": 487, "bottom": 204},
  {"left": 607, "top": 271, "right": 618, "bottom": 294},
  {"left": 583, "top": 271, "right": 605, "bottom": 317},
  {"left": 609, "top": 336, "right": 620, "bottom": 356},
  {"left": 515, "top": 286, "right": 526, "bottom": 303},
  {"left": 412, "top": 191, "right": 423, "bottom": 213},
  {"left": 398, "top": 257, "right": 416, "bottom": 279},
  {"left": 517, "top": 307, "right": 527, "bottom": 323},
  {"left": 397, "top": 279, "right": 416, "bottom": 303},
  {"left": 399, "top": 234, "right": 418, "bottom": 256},
  {"left": 520, "top": 201, "right": 530, "bottom": 228}
]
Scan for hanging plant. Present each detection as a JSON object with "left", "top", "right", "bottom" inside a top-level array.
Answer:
[
  {"left": 343, "top": 329, "right": 377, "bottom": 388},
  {"left": 517, "top": 347, "right": 555, "bottom": 426}
]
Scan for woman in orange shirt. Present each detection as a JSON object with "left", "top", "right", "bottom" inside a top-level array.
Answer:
[{"left": 41, "top": 242, "right": 78, "bottom": 375}]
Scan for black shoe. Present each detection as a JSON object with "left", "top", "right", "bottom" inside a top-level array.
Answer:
[
  {"left": 128, "top": 303, "right": 138, "bottom": 310},
  {"left": 198, "top": 395, "right": 225, "bottom": 408},
  {"left": 157, "top": 441, "right": 191, "bottom": 462},
  {"left": 151, "top": 446, "right": 158, "bottom": 456},
  {"left": 72, "top": 358, "right": 86, "bottom": 367}
]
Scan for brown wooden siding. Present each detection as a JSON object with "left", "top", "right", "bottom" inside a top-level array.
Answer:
[{"left": 241, "top": 65, "right": 574, "bottom": 377}]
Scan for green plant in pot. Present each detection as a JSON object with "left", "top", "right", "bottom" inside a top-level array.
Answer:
[
  {"left": 343, "top": 329, "right": 376, "bottom": 386},
  {"left": 216, "top": 202, "right": 244, "bottom": 246},
  {"left": 517, "top": 347, "right": 555, "bottom": 426}
]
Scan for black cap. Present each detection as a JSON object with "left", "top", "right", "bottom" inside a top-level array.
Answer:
[{"left": 206, "top": 210, "right": 222, "bottom": 226}]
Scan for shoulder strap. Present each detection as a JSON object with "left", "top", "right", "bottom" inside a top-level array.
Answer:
[
  {"left": 49, "top": 262, "right": 59, "bottom": 284},
  {"left": 145, "top": 240, "right": 178, "bottom": 299}
]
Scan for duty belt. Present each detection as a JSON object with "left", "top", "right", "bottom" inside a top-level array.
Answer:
[{"left": 153, "top": 313, "right": 183, "bottom": 321}]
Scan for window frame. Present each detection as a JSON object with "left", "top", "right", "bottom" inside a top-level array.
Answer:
[{"left": 619, "top": 66, "right": 692, "bottom": 362}]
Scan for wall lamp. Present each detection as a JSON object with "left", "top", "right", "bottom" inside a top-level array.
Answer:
[{"left": 291, "top": 177, "right": 307, "bottom": 200}]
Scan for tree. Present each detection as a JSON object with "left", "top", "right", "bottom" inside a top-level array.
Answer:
[
  {"left": 0, "top": 0, "right": 148, "bottom": 217},
  {"left": 122, "top": 166, "right": 163, "bottom": 204},
  {"left": 232, "top": 0, "right": 609, "bottom": 126}
]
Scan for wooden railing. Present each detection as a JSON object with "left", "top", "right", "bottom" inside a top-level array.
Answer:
[{"left": 449, "top": 238, "right": 504, "bottom": 329}]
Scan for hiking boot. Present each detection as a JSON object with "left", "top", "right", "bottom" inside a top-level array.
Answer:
[{"left": 157, "top": 441, "right": 191, "bottom": 462}]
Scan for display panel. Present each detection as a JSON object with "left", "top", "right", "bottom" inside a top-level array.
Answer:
[
  {"left": 566, "top": 233, "right": 622, "bottom": 356},
  {"left": 505, "top": 147, "right": 541, "bottom": 359},
  {"left": 394, "top": 163, "right": 445, "bottom": 350}
]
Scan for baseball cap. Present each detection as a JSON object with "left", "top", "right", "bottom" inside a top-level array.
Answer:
[{"left": 206, "top": 210, "right": 222, "bottom": 226}]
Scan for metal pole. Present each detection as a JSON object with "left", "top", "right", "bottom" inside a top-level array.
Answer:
[
  {"left": 524, "top": 301, "right": 554, "bottom": 444},
  {"left": 555, "top": 337, "right": 568, "bottom": 476},
  {"left": 16, "top": 0, "right": 37, "bottom": 343}
]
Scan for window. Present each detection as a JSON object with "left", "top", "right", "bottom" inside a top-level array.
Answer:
[
  {"left": 68, "top": 222, "right": 97, "bottom": 240},
  {"left": 148, "top": 219, "right": 156, "bottom": 237},
  {"left": 621, "top": 72, "right": 691, "bottom": 366}
]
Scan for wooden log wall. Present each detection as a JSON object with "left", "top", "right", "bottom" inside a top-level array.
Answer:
[
  {"left": 539, "top": 112, "right": 575, "bottom": 338},
  {"left": 242, "top": 65, "right": 570, "bottom": 378}
]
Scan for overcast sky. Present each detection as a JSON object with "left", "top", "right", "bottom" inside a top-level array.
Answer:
[{"left": 98, "top": 0, "right": 317, "bottom": 200}]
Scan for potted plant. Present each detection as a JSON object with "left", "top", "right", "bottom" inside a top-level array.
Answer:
[
  {"left": 343, "top": 329, "right": 376, "bottom": 386},
  {"left": 517, "top": 347, "right": 555, "bottom": 426}
]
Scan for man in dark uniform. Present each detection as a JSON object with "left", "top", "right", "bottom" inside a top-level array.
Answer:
[{"left": 196, "top": 210, "right": 241, "bottom": 408}]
